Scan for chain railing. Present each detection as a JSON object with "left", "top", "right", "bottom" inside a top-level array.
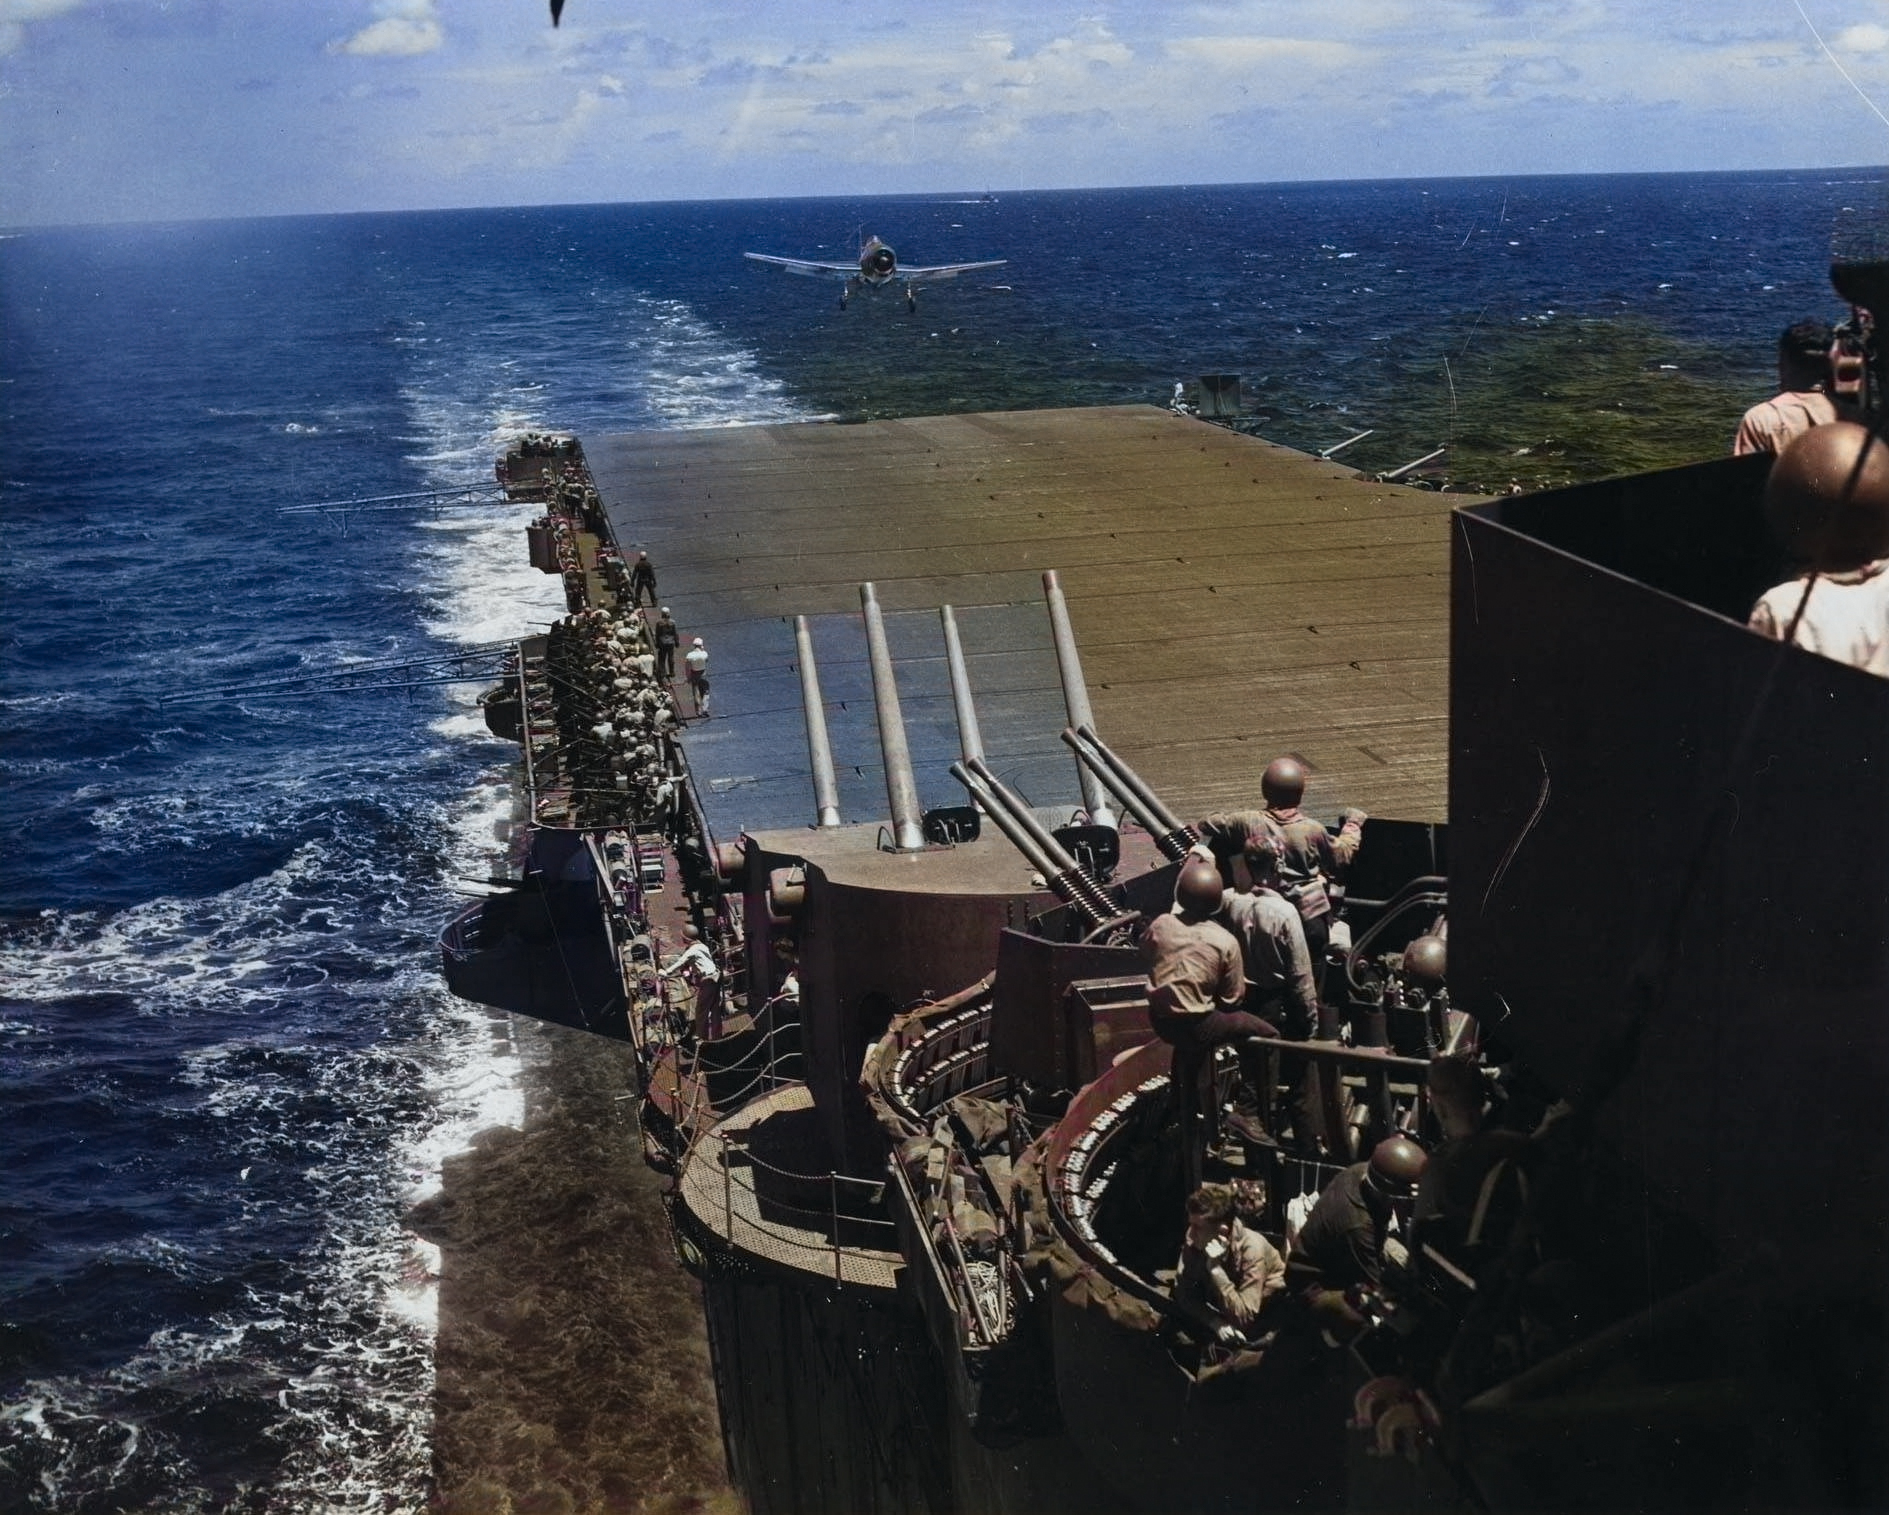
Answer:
[
  {"left": 712, "top": 1139, "right": 901, "bottom": 1282},
  {"left": 650, "top": 985, "right": 903, "bottom": 1277}
]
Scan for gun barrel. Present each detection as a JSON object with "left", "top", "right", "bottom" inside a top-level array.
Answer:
[
  {"left": 860, "top": 583, "right": 926, "bottom": 851},
  {"left": 962, "top": 756, "right": 1119, "bottom": 925},
  {"left": 949, "top": 762, "right": 1058, "bottom": 878},
  {"left": 1070, "top": 724, "right": 1192, "bottom": 834},
  {"left": 939, "top": 605, "right": 985, "bottom": 765},
  {"left": 964, "top": 757, "right": 1078, "bottom": 873},
  {"left": 1061, "top": 726, "right": 1198, "bottom": 861},
  {"left": 793, "top": 616, "right": 842, "bottom": 828},
  {"left": 1041, "top": 570, "right": 1117, "bottom": 830},
  {"left": 949, "top": 763, "right": 1113, "bottom": 929}
]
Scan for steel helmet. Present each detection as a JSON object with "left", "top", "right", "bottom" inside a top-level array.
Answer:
[
  {"left": 1261, "top": 756, "right": 1307, "bottom": 808},
  {"left": 692, "top": 637, "right": 704, "bottom": 647},
  {"left": 1401, "top": 935, "right": 1447, "bottom": 987},
  {"left": 1366, "top": 1135, "right": 1427, "bottom": 1198},
  {"left": 1764, "top": 421, "right": 1889, "bottom": 572},
  {"left": 1175, "top": 859, "right": 1224, "bottom": 916}
]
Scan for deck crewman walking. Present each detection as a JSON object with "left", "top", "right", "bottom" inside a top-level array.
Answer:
[
  {"left": 654, "top": 607, "right": 680, "bottom": 680},
  {"left": 629, "top": 550, "right": 659, "bottom": 607},
  {"left": 684, "top": 636, "right": 711, "bottom": 717}
]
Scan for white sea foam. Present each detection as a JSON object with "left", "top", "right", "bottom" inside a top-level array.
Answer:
[
  {"left": 0, "top": 845, "right": 337, "bottom": 1007},
  {"left": 159, "top": 282, "right": 826, "bottom": 1512},
  {"left": 627, "top": 297, "right": 831, "bottom": 428}
]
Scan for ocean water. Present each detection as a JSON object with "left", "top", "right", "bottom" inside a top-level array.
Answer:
[{"left": 0, "top": 169, "right": 1883, "bottom": 1512}]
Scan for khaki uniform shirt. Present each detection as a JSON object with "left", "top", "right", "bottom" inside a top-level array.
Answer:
[
  {"left": 1197, "top": 808, "right": 1363, "bottom": 921},
  {"left": 1733, "top": 389, "right": 1837, "bottom": 457},
  {"left": 1219, "top": 888, "right": 1319, "bottom": 1020},
  {"left": 1141, "top": 912, "right": 1243, "bottom": 1018},
  {"left": 1175, "top": 1220, "right": 1287, "bottom": 1328}
]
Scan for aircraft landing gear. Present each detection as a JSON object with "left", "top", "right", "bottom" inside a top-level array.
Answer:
[
  {"left": 840, "top": 278, "right": 856, "bottom": 310},
  {"left": 905, "top": 288, "right": 917, "bottom": 314}
]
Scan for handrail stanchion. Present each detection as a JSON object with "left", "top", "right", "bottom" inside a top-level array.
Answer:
[{"left": 722, "top": 1128, "right": 733, "bottom": 1238}]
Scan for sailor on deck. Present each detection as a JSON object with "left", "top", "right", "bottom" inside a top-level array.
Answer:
[
  {"left": 655, "top": 608, "right": 680, "bottom": 680},
  {"left": 1142, "top": 859, "right": 1279, "bottom": 1175},
  {"left": 1748, "top": 421, "right": 1889, "bottom": 676},
  {"left": 1175, "top": 1181, "right": 1287, "bottom": 1344},
  {"left": 1734, "top": 321, "right": 1838, "bottom": 457},
  {"left": 629, "top": 551, "right": 659, "bottom": 607},
  {"left": 659, "top": 924, "right": 722, "bottom": 1040},
  {"left": 684, "top": 637, "right": 711, "bottom": 716}
]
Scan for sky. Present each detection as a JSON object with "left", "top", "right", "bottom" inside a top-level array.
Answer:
[{"left": 1, "top": 0, "right": 1887, "bottom": 226}]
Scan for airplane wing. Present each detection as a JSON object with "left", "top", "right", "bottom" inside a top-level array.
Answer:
[
  {"left": 896, "top": 260, "right": 1008, "bottom": 285},
  {"left": 743, "top": 253, "right": 858, "bottom": 282}
]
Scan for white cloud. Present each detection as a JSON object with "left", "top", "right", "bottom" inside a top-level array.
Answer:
[
  {"left": 5, "top": 0, "right": 1889, "bottom": 225},
  {"left": 0, "top": 0, "right": 89, "bottom": 56},
  {"left": 332, "top": 0, "right": 443, "bottom": 59},
  {"left": 1836, "top": 22, "right": 1889, "bottom": 53},
  {"left": 0, "top": 0, "right": 90, "bottom": 18},
  {"left": 1164, "top": 35, "right": 1351, "bottom": 70}
]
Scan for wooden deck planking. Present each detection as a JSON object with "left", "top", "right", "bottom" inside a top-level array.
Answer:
[
  {"left": 674, "top": 1083, "right": 903, "bottom": 1290},
  {"left": 587, "top": 405, "right": 1461, "bottom": 824}
]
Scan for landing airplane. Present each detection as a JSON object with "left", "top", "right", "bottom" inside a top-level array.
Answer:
[{"left": 744, "top": 236, "right": 1006, "bottom": 312}]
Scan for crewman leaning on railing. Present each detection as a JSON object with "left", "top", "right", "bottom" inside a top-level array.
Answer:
[{"left": 659, "top": 924, "right": 723, "bottom": 1039}]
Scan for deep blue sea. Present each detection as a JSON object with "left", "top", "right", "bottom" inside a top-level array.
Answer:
[{"left": 1, "top": 170, "right": 1884, "bottom": 1511}]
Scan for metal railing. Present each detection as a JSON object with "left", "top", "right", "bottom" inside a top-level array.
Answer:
[
  {"left": 713, "top": 1137, "right": 900, "bottom": 1284},
  {"left": 277, "top": 482, "right": 512, "bottom": 517},
  {"left": 651, "top": 983, "right": 903, "bottom": 1280},
  {"left": 1040, "top": 1035, "right": 1440, "bottom": 1336}
]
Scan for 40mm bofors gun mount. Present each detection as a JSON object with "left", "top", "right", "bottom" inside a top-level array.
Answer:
[{"left": 949, "top": 757, "right": 1139, "bottom": 944}]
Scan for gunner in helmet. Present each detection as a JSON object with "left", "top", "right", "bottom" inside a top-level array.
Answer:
[
  {"left": 1412, "top": 1054, "right": 1532, "bottom": 1276},
  {"left": 1293, "top": 1134, "right": 1427, "bottom": 1290},
  {"left": 1217, "top": 835, "right": 1325, "bottom": 1153},
  {"left": 1218, "top": 835, "right": 1319, "bottom": 1037},
  {"left": 1747, "top": 421, "right": 1889, "bottom": 676},
  {"left": 1196, "top": 755, "right": 1367, "bottom": 968},
  {"left": 1733, "top": 320, "right": 1838, "bottom": 457},
  {"left": 1142, "top": 859, "right": 1279, "bottom": 1165}
]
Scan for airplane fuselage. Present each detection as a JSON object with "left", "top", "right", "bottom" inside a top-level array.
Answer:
[{"left": 856, "top": 237, "right": 899, "bottom": 286}]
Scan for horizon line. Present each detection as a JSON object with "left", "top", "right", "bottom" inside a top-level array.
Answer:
[{"left": 3, "top": 161, "right": 1885, "bottom": 236}]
